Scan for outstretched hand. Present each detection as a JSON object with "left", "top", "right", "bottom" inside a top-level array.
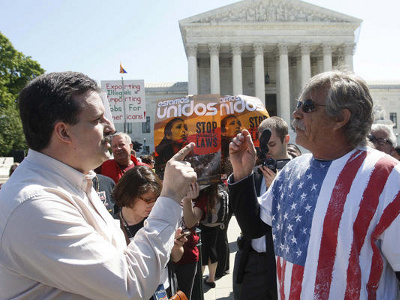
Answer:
[
  {"left": 160, "top": 143, "right": 197, "bottom": 203},
  {"left": 229, "top": 129, "right": 257, "bottom": 182}
]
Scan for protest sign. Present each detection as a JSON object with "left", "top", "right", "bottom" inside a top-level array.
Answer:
[
  {"left": 154, "top": 94, "right": 269, "bottom": 183},
  {"left": 101, "top": 80, "right": 146, "bottom": 123},
  {"left": 154, "top": 95, "right": 221, "bottom": 184}
]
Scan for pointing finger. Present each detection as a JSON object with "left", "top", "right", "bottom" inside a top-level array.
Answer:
[{"left": 170, "top": 142, "right": 195, "bottom": 162}]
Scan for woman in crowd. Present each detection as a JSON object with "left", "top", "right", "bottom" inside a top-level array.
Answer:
[
  {"left": 173, "top": 182, "right": 206, "bottom": 299},
  {"left": 155, "top": 117, "right": 189, "bottom": 178},
  {"left": 140, "top": 154, "right": 155, "bottom": 169},
  {"left": 113, "top": 165, "right": 186, "bottom": 299},
  {"left": 198, "top": 182, "right": 230, "bottom": 289}
]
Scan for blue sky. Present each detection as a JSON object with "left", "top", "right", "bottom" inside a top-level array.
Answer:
[{"left": 1, "top": 0, "right": 399, "bottom": 84}]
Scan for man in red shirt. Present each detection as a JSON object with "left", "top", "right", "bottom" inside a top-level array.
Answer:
[{"left": 99, "top": 132, "right": 148, "bottom": 183}]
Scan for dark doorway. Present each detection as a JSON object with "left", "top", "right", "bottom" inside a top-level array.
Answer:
[{"left": 265, "top": 94, "right": 277, "bottom": 116}]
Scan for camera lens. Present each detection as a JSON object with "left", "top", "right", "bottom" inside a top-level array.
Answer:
[{"left": 265, "top": 158, "right": 277, "bottom": 172}]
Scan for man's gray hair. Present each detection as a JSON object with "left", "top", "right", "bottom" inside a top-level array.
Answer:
[
  {"left": 371, "top": 123, "right": 397, "bottom": 147},
  {"left": 299, "top": 70, "right": 374, "bottom": 148},
  {"left": 112, "top": 132, "right": 132, "bottom": 144}
]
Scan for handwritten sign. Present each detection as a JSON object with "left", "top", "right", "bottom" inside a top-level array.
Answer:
[{"left": 101, "top": 80, "right": 146, "bottom": 123}]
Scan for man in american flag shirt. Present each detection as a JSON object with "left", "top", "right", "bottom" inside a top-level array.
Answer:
[{"left": 228, "top": 71, "right": 400, "bottom": 299}]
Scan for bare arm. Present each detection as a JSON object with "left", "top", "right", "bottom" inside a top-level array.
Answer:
[{"left": 181, "top": 182, "right": 203, "bottom": 228}]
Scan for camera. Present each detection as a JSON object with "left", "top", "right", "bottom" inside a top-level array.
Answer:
[
  {"left": 263, "top": 157, "right": 277, "bottom": 173},
  {"left": 257, "top": 129, "right": 290, "bottom": 174}
]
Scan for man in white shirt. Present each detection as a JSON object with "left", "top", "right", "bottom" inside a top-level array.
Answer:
[{"left": 0, "top": 71, "right": 196, "bottom": 299}]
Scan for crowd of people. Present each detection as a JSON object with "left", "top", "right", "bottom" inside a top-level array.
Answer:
[{"left": 1, "top": 69, "right": 400, "bottom": 300}]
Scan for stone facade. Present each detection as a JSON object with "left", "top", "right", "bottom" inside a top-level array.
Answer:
[
  {"left": 123, "top": 0, "right": 400, "bottom": 155},
  {"left": 369, "top": 82, "right": 400, "bottom": 144},
  {"left": 179, "top": 0, "right": 361, "bottom": 127}
]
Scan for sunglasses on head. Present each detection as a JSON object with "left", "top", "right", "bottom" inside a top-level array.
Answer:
[
  {"left": 296, "top": 99, "right": 326, "bottom": 113},
  {"left": 138, "top": 196, "right": 157, "bottom": 204}
]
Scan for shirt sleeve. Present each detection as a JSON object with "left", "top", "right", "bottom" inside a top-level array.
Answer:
[
  {"left": 259, "top": 185, "right": 274, "bottom": 226},
  {"left": 1, "top": 194, "right": 181, "bottom": 300}
]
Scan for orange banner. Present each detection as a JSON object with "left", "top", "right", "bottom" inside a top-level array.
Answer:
[{"left": 154, "top": 95, "right": 269, "bottom": 183}]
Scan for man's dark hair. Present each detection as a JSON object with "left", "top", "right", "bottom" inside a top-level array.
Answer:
[
  {"left": 18, "top": 72, "right": 100, "bottom": 151},
  {"left": 258, "top": 116, "right": 288, "bottom": 143}
]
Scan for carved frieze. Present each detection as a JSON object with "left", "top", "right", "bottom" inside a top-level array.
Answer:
[{"left": 191, "top": 0, "right": 355, "bottom": 24}]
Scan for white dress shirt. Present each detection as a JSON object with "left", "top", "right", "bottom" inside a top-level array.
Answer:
[
  {"left": 0, "top": 150, "right": 181, "bottom": 299},
  {"left": 251, "top": 180, "right": 267, "bottom": 253}
]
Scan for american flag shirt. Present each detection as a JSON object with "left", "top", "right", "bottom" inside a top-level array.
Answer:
[{"left": 259, "top": 147, "right": 400, "bottom": 299}]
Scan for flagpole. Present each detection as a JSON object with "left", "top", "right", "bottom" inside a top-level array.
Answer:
[
  {"left": 122, "top": 75, "right": 126, "bottom": 133},
  {"left": 120, "top": 62, "right": 127, "bottom": 133}
]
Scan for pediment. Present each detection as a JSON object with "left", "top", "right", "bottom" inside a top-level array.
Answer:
[{"left": 180, "top": 0, "right": 362, "bottom": 25}]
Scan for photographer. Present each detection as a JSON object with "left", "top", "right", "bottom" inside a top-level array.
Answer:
[{"left": 233, "top": 117, "right": 293, "bottom": 300}]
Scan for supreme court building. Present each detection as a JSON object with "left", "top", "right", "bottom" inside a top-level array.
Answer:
[{"left": 123, "top": 0, "right": 400, "bottom": 155}]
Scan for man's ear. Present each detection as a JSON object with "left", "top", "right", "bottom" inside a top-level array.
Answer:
[
  {"left": 54, "top": 122, "right": 72, "bottom": 143},
  {"left": 284, "top": 134, "right": 290, "bottom": 145},
  {"left": 130, "top": 143, "right": 133, "bottom": 150},
  {"left": 333, "top": 108, "right": 351, "bottom": 131}
]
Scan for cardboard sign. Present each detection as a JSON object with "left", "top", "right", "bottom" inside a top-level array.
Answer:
[{"left": 101, "top": 80, "right": 146, "bottom": 123}]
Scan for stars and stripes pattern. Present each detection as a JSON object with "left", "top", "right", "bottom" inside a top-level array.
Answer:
[{"left": 261, "top": 148, "right": 400, "bottom": 299}]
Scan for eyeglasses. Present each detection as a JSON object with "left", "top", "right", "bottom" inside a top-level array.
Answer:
[
  {"left": 138, "top": 196, "right": 157, "bottom": 204},
  {"left": 367, "top": 135, "right": 393, "bottom": 146},
  {"left": 296, "top": 99, "right": 326, "bottom": 113}
]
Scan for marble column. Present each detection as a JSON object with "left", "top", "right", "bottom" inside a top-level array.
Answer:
[
  {"left": 317, "top": 56, "right": 324, "bottom": 74},
  {"left": 300, "top": 43, "right": 312, "bottom": 88},
  {"left": 343, "top": 43, "right": 355, "bottom": 71},
  {"left": 209, "top": 43, "right": 220, "bottom": 95},
  {"left": 187, "top": 43, "right": 198, "bottom": 95},
  {"left": 231, "top": 43, "right": 243, "bottom": 95},
  {"left": 322, "top": 44, "right": 333, "bottom": 72},
  {"left": 254, "top": 43, "right": 266, "bottom": 103},
  {"left": 276, "top": 44, "right": 291, "bottom": 125}
]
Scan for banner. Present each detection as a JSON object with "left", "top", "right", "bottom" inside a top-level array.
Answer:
[
  {"left": 154, "top": 94, "right": 269, "bottom": 184},
  {"left": 154, "top": 95, "right": 221, "bottom": 184},
  {"left": 100, "top": 80, "right": 146, "bottom": 123}
]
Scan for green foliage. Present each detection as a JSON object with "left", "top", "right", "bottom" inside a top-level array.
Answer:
[
  {"left": 0, "top": 105, "right": 27, "bottom": 156},
  {"left": 0, "top": 32, "right": 45, "bottom": 156}
]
